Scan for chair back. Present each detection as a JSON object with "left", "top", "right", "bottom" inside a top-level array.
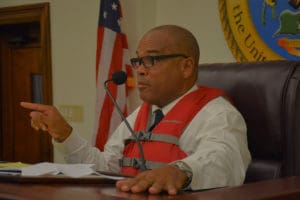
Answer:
[{"left": 197, "top": 61, "right": 300, "bottom": 183}]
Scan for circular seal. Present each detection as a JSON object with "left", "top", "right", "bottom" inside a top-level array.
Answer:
[{"left": 219, "top": 0, "right": 300, "bottom": 61}]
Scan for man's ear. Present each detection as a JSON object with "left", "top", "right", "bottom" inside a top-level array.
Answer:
[{"left": 181, "top": 57, "right": 195, "bottom": 79}]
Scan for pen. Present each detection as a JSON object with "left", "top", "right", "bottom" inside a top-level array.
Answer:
[
  {"left": 0, "top": 169, "right": 21, "bottom": 173},
  {"left": 0, "top": 168, "right": 22, "bottom": 177}
]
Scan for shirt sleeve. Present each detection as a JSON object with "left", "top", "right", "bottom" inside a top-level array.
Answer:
[
  {"left": 53, "top": 107, "right": 140, "bottom": 173},
  {"left": 179, "top": 97, "right": 251, "bottom": 190}
]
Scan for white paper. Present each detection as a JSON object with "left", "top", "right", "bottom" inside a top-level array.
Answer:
[
  {"left": 21, "top": 162, "right": 59, "bottom": 176},
  {"left": 20, "top": 162, "right": 126, "bottom": 180}
]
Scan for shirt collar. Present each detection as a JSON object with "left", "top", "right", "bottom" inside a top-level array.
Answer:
[{"left": 151, "top": 84, "right": 198, "bottom": 115}]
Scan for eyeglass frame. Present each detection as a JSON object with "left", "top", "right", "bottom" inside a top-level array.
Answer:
[{"left": 130, "top": 54, "right": 189, "bottom": 70}]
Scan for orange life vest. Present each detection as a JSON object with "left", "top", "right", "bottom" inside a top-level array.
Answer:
[{"left": 119, "top": 86, "right": 225, "bottom": 175}]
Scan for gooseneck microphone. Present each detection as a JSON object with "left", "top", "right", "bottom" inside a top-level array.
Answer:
[
  {"left": 111, "top": 70, "right": 127, "bottom": 85},
  {"left": 104, "top": 70, "right": 147, "bottom": 171}
]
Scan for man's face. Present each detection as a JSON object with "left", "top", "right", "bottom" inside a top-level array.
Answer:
[{"left": 134, "top": 31, "right": 187, "bottom": 107}]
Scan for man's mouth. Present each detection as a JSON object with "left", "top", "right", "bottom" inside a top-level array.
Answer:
[{"left": 137, "top": 81, "right": 149, "bottom": 90}]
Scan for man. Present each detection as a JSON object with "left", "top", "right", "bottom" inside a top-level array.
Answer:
[{"left": 21, "top": 25, "right": 251, "bottom": 195}]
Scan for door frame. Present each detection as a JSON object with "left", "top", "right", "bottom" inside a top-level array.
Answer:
[
  {"left": 0, "top": 2, "right": 52, "bottom": 104},
  {"left": 0, "top": 3, "right": 53, "bottom": 161}
]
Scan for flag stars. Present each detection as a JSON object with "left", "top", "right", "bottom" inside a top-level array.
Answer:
[
  {"left": 103, "top": 11, "right": 108, "bottom": 19},
  {"left": 112, "top": 2, "right": 118, "bottom": 11},
  {"left": 99, "top": 0, "right": 121, "bottom": 32}
]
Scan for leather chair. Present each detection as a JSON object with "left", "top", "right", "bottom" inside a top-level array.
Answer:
[{"left": 197, "top": 60, "right": 300, "bottom": 183}]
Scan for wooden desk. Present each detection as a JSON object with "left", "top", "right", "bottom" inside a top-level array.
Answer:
[{"left": 1, "top": 176, "right": 300, "bottom": 199}]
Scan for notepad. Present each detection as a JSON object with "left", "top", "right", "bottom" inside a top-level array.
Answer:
[{"left": 0, "top": 161, "right": 30, "bottom": 168}]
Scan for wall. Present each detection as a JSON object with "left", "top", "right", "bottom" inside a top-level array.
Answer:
[
  {"left": 155, "top": 0, "right": 235, "bottom": 63},
  {"left": 0, "top": 0, "right": 235, "bottom": 162}
]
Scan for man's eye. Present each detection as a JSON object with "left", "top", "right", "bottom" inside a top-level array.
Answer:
[{"left": 143, "top": 57, "right": 152, "bottom": 62}]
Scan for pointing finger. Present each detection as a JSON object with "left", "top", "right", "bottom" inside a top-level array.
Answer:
[{"left": 20, "top": 102, "right": 50, "bottom": 112}]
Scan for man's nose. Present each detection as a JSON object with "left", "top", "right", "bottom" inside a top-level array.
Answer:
[{"left": 136, "top": 64, "right": 147, "bottom": 75}]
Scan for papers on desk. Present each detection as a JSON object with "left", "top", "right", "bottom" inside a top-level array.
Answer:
[
  {"left": 0, "top": 162, "right": 125, "bottom": 180},
  {"left": 21, "top": 162, "right": 96, "bottom": 178},
  {"left": 0, "top": 161, "right": 30, "bottom": 168},
  {"left": 0, "top": 161, "right": 29, "bottom": 176}
]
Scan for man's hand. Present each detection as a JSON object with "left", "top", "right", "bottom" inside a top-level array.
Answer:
[
  {"left": 116, "top": 165, "right": 188, "bottom": 195},
  {"left": 20, "top": 102, "right": 72, "bottom": 142}
]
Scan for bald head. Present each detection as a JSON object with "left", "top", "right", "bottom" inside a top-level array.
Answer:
[{"left": 142, "top": 25, "right": 200, "bottom": 67}]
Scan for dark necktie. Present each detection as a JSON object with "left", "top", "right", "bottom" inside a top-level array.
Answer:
[{"left": 149, "top": 109, "right": 164, "bottom": 131}]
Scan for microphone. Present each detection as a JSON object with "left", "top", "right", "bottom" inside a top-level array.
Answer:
[
  {"left": 104, "top": 70, "right": 147, "bottom": 171},
  {"left": 111, "top": 70, "right": 127, "bottom": 85}
]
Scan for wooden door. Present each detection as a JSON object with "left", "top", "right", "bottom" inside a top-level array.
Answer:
[{"left": 0, "top": 3, "right": 53, "bottom": 163}]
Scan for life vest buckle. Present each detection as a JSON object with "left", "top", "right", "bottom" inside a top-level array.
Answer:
[
  {"left": 119, "top": 157, "right": 143, "bottom": 169},
  {"left": 136, "top": 131, "right": 151, "bottom": 140}
]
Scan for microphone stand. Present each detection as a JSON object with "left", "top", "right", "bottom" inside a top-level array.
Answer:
[{"left": 104, "top": 80, "right": 147, "bottom": 171}]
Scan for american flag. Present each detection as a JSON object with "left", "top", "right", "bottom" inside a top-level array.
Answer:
[{"left": 93, "top": 0, "right": 134, "bottom": 151}]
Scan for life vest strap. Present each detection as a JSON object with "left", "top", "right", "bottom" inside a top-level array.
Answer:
[
  {"left": 119, "top": 157, "right": 166, "bottom": 170},
  {"left": 124, "top": 131, "right": 179, "bottom": 146}
]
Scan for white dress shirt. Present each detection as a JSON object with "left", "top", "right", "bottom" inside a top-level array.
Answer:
[{"left": 54, "top": 85, "right": 251, "bottom": 190}]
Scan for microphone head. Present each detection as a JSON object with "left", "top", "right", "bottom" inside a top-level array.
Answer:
[{"left": 111, "top": 70, "right": 127, "bottom": 85}]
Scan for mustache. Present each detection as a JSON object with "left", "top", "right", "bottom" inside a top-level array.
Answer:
[{"left": 136, "top": 77, "right": 149, "bottom": 85}]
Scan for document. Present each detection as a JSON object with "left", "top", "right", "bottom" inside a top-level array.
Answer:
[
  {"left": 20, "top": 162, "right": 125, "bottom": 180},
  {"left": 0, "top": 162, "right": 125, "bottom": 180}
]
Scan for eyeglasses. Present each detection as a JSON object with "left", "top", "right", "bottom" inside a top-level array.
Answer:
[{"left": 130, "top": 54, "right": 188, "bottom": 70}]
